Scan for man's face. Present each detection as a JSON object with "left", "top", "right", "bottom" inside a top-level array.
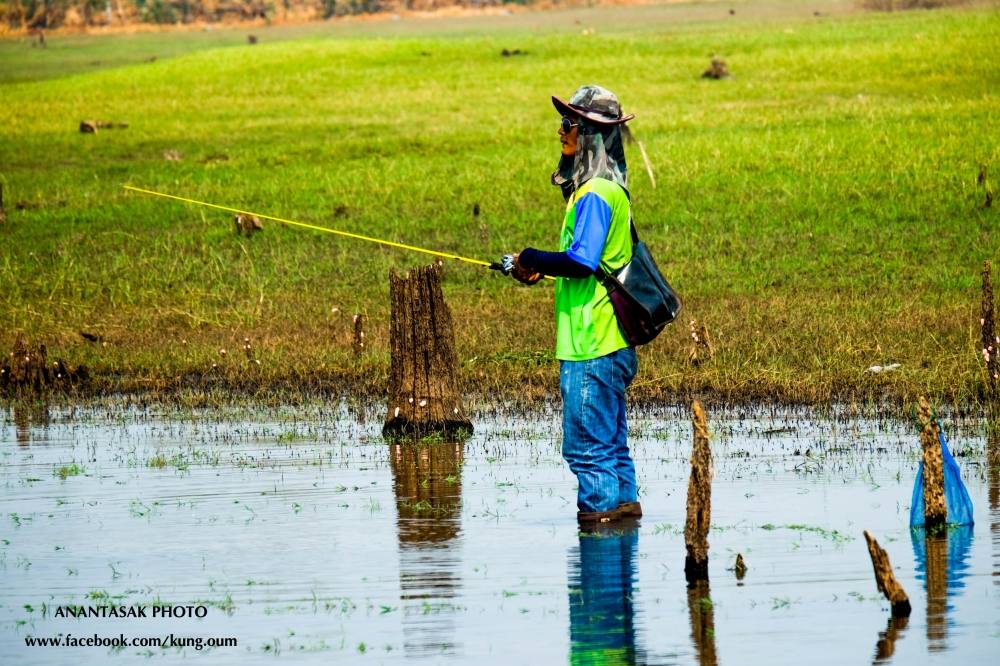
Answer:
[{"left": 559, "top": 118, "right": 579, "bottom": 157}]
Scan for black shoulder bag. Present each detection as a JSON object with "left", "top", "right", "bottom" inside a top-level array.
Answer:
[{"left": 595, "top": 221, "right": 682, "bottom": 346}]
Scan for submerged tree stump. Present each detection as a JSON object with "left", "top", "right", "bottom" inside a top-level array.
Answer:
[
  {"left": 733, "top": 553, "right": 747, "bottom": 581},
  {"left": 917, "top": 397, "right": 946, "bottom": 531},
  {"left": 863, "top": 530, "right": 911, "bottom": 618},
  {"left": 383, "top": 264, "right": 472, "bottom": 438},
  {"left": 684, "top": 400, "right": 713, "bottom": 582},
  {"left": 1, "top": 334, "right": 87, "bottom": 395}
]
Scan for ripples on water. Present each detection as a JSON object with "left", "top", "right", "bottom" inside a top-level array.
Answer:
[{"left": 1, "top": 402, "right": 998, "bottom": 664}]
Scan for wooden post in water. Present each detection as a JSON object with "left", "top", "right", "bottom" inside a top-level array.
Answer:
[
  {"left": 383, "top": 263, "right": 472, "bottom": 438},
  {"left": 917, "top": 397, "right": 946, "bottom": 531},
  {"left": 684, "top": 400, "right": 713, "bottom": 582},
  {"left": 863, "top": 530, "right": 911, "bottom": 617},
  {"left": 733, "top": 553, "right": 747, "bottom": 582}
]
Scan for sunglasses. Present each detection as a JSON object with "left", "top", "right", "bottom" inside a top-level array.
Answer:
[{"left": 560, "top": 116, "right": 580, "bottom": 133}]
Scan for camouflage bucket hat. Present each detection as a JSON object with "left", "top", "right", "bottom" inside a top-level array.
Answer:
[{"left": 552, "top": 84, "right": 635, "bottom": 125}]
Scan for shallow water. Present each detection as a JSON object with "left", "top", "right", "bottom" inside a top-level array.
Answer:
[{"left": 1, "top": 402, "right": 998, "bottom": 664}]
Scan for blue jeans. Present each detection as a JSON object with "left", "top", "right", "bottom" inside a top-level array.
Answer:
[{"left": 560, "top": 347, "right": 638, "bottom": 513}]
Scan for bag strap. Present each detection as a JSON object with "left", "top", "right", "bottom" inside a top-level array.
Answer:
[
  {"left": 591, "top": 181, "right": 639, "bottom": 282},
  {"left": 595, "top": 217, "right": 639, "bottom": 283}
]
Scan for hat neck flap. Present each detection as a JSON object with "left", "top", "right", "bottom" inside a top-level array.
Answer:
[{"left": 551, "top": 123, "right": 628, "bottom": 201}]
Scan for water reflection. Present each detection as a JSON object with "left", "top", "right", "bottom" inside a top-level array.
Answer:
[
  {"left": 686, "top": 579, "right": 717, "bottom": 666},
  {"left": 871, "top": 615, "right": 909, "bottom": 664},
  {"left": 388, "top": 441, "right": 465, "bottom": 658},
  {"left": 12, "top": 399, "right": 49, "bottom": 446},
  {"left": 990, "top": 433, "right": 999, "bottom": 589},
  {"left": 910, "top": 525, "right": 974, "bottom": 652},
  {"left": 568, "top": 523, "right": 649, "bottom": 666}
]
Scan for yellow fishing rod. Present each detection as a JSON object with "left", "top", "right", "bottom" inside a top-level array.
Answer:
[{"left": 122, "top": 185, "right": 554, "bottom": 279}]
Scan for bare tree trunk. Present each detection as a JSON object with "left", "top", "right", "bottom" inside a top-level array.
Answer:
[
  {"left": 384, "top": 263, "right": 472, "bottom": 438},
  {"left": 684, "top": 400, "right": 713, "bottom": 582},
  {"left": 917, "top": 396, "right": 946, "bottom": 531}
]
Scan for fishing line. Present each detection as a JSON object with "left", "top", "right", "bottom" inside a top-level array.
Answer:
[{"left": 123, "top": 185, "right": 544, "bottom": 276}]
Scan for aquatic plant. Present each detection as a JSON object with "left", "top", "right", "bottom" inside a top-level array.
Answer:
[{"left": 54, "top": 464, "right": 84, "bottom": 480}]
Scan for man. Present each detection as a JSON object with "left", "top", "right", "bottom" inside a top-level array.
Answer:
[{"left": 503, "top": 85, "right": 640, "bottom": 525}]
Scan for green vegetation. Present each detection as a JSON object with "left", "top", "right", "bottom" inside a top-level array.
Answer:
[
  {"left": 760, "top": 523, "right": 853, "bottom": 543},
  {"left": 54, "top": 463, "right": 84, "bottom": 479},
  {"left": 1, "top": 2, "right": 997, "bottom": 407}
]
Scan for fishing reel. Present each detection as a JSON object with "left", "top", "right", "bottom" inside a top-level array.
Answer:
[{"left": 489, "top": 254, "right": 517, "bottom": 276}]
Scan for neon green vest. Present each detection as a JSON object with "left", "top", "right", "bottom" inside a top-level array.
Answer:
[{"left": 555, "top": 178, "right": 633, "bottom": 361}]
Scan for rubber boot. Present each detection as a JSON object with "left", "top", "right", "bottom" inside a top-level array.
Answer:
[
  {"left": 577, "top": 506, "right": 622, "bottom": 525},
  {"left": 618, "top": 501, "right": 642, "bottom": 518}
]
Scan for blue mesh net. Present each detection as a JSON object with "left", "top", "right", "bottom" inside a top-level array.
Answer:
[{"left": 909, "top": 431, "right": 974, "bottom": 527}]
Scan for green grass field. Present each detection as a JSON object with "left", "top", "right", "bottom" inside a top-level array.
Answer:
[{"left": 1, "top": 0, "right": 998, "bottom": 407}]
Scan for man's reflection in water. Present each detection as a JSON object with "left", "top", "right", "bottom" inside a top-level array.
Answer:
[
  {"left": 389, "top": 442, "right": 465, "bottom": 658},
  {"left": 13, "top": 398, "right": 49, "bottom": 446},
  {"left": 911, "top": 525, "right": 973, "bottom": 652},
  {"left": 568, "top": 522, "right": 647, "bottom": 666}
]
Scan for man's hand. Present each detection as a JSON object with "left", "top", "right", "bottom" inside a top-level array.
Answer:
[
  {"left": 513, "top": 253, "right": 543, "bottom": 285},
  {"left": 500, "top": 253, "right": 542, "bottom": 285}
]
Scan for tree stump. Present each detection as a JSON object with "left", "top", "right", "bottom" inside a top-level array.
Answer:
[
  {"left": 863, "top": 530, "right": 911, "bottom": 617},
  {"left": 383, "top": 263, "right": 472, "bottom": 438},
  {"left": 688, "top": 319, "right": 713, "bottom": 366},
  {"left": 701, "top": 55, "right": 730, "bottom": 79},
  {"left": 353, "top": 314, "right": 365, "bottom": 355},
  {"left": 733, "top": 553, "right": 747, "bottom": 581},
  {"left": 2, "top": 334, "right": 87, "bottom": 395},
  {"left": 684, "top": 400, "right": 713, "bottom": 582},
  {"left": 6, "top": 333, "right": 47, "bottom": 391},
  {"left": 917, "top": 397, "right": 946, "bottom": 531}
]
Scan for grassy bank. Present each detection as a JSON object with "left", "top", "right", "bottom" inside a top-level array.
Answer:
[{"left": 1, "top": 1, "right": 998, "bottom": 407}]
